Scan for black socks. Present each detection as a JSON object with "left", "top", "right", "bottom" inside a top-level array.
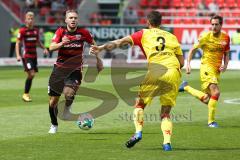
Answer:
[{"left": 49, "top": 106, "right": 58, "bottom": 125}]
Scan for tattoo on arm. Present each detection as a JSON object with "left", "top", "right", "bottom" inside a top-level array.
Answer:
[{"left": 103, "top": 37, "right": 132, "bottom": 52}]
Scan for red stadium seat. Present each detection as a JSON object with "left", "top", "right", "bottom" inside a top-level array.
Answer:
[
  {"left": 183, "top": 0, "right": 194, "bottom": 8},
  {"left": 194, "top": 17, "right": 210, "bottom": 25},
  {"left": 225, "top": 19, "right": 237, "bottom": 25},
  {"left": 149, "top": 0, "right": 160, "bottom": 8},
  {"left": 175, "top": 8, "right": 187, "bottom": 16},
  {"left": 188, "top": 9, "right": 197, "bottom": 16},
  {"left": 196, "top": 18, "right": 205, "bottom": 24},
  {"left": 225, "top": 0, "right": 237, "bottom": 8},
  {"left": 39, "top": 7, "right": 50, "bottom": 17},
  {"left": 162, "top": 19, "right": 171, "bottom": 24},
  {"left": 139, "top": 18, "right": 147, "bottom": 24},
  {"left": 203, "top": 18, "right": 210, "bottom": 24},
  {"left": 236, "top": 0, "right": 240, "bottom": 8},
  {"left": 162, "top": 12, "right": 171, "bottom": 16},
  {"left": 160, "top": 0, "right": 170, "bottom": 8},
  {"left": 137, "top": 9, "right": 145, "bottom": 17},
  {"left": 216, "top": 0, "right": 225, "bottom": 8},
  {"left": 232, "top": 9, "right": 240, "bottom": 17},
  {"left": 47, "top": 16, "right": 55, "bottom": 24},
  {"left": 194, "top": 0, "right": 202, "bottom": 4},
  {"left": 139, "top": 0, "right": 149, "bottom": 8},
  {"left": 173, "top": 19, "right": 182, "bottom": 24},
  {"left": 220, "top": 8, "right": 231, "bottom": 17},
  {"left": 172, "top": 0, "right": 183, "bottom": 8},
  {"left": 65, "top": 0, "right": 75, "bottom": 9},
  {"left": 205, "top": 0, "right": 213, "bottom": 6},
  {"left": 183, "top": 18, "right": 196, "bottom": 24}
]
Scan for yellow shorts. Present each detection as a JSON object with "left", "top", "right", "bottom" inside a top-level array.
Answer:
[
  {"left": 200, "top": 64, "right": 220, "bottom": 93},
  {"left": 138, "top": 68, "right": 181, "bottom": 107}
]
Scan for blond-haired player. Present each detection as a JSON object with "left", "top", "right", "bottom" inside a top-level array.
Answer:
[
  {"left": 16, "top": 11, "right": 48, "bottom": 102},
  {"left": 179, "top": 15, "right": 230, "bottom": 128},
  {"left": 90, "top": 11, "right": 184, "bottom": 151}
]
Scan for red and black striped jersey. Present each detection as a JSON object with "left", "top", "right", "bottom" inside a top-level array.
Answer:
[
  {"left": 52, "top": 27, "right": 93, "bottom": 69},
  {"left": 17, "top": 26, "right": 39, "bottom": 58}
]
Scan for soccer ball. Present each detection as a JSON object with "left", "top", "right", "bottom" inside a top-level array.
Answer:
[
  {"left": 77, "top": 118, "right": 94, "bottom": 130},
  {"left": 77, "top": 113, "right": 94, "bottom": 130}
]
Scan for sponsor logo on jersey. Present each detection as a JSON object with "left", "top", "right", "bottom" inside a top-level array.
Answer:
[
  {"left": 64, "top": 43, "right": 82, "bottom": 48},
  {"left": 27, "top": 37, "right": 37, "bottom": 41}
]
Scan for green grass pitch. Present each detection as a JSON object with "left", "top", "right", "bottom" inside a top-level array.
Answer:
[{"left": 0, "top": 66, "right": 240, "bottom": 160}]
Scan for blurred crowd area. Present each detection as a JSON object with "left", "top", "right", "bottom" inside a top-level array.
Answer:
[
  {"left": 124, "top": 0, "right": 240, "bottom": 25},
  {"left": 3, "top": 0, "right": 240, "bottom": 59},
  {"left": 2, "top": 0, "right": 240, "bottom": 26},
  {"left": 23, "top": 0, "right": 81, "bottom": 24}
]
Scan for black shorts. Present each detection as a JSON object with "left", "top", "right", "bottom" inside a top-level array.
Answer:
[
  {"left": 48, "top": 65, "right": 82, "bottom": 96},
  {"left": 22, "top": 58, "right": 38, "bottom": 72}
]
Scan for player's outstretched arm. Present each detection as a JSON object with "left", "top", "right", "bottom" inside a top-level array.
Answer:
[
  {"left": 186, "top": 48, "right": 198, "bottom": 74},
  {"left": 90, "top": 36, "right": 132, "bottom": 55},
  {"left": 92, "top": 40, "right": 104, "bottom": 73},
  {"left": 90, "top": 36, "right": 132, "bottom": 72},
  {"left": 15, "top": 39, "right": 21, "bottom": 61}
]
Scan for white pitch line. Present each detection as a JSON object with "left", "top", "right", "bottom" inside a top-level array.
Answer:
[{"left": 224, "top": 98, "right": 240, "bottom": 104}]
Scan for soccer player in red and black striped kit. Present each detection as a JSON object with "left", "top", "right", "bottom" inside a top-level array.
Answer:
[
  {"left": 16, "top": 12, "right": 49, "bottom": 102},
  {"left": 48, "top": 10, "right": 103, "bottom": 133}
]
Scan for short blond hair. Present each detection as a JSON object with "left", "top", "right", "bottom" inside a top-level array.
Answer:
[
  {"left": 65, "top": 10, "right": 78, "bottom": 17},
  {"left": 25, "top": 11, "right": 34, "bottom": 17}
]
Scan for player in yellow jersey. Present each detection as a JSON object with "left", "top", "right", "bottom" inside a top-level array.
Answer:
[
  {"left": 90, "top": 11, "right": 184, "bottom": 151},
  {"left": 179, "top": 15, "right": 230, "bottom": 128}
]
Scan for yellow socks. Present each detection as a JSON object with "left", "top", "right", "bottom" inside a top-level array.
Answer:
[
  {"left": 133, "top": 108, "right": 144, "bottom": 133},
  {"left": 208, "top": 96, "right": 218, "bottom": 124},
  {"left": 184, "top": 85, "right": 206, "bottom": 100},
  {"left": 183, "top": 83, "right": 219, "bottom": 124},
  {"left": 161, "top": 117, "right": 172, "bottom": 144}
]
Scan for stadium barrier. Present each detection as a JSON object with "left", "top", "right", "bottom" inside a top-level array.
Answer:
[
  {"left": 1, "top": 57, "right": 240, "bottom": 70},
  {"left": 1, "top": 25, "right": 239, "bottom": 69}
]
